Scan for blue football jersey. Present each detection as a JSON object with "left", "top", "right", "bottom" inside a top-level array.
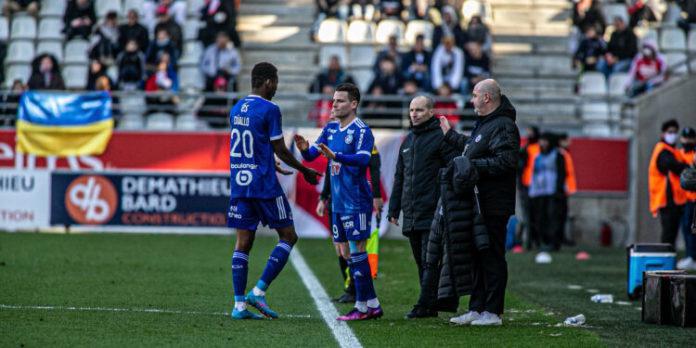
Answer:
[
  {"left": 229, "top": 95, "right": 284, "bottom": 199},
  {"left": 313, "top": 118, "right": 374, "bottom": 214}
]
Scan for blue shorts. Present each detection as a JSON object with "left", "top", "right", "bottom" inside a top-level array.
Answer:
[
  {"left": 332, "top": 212, "right": 371, "bottom": 242},
  {"left": 227, "top": 195, "right": 293, "bottom": 230}
]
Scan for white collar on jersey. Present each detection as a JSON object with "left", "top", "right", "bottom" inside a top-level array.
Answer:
[{"left": 338, "top": 117, "right": 360, "bottom": 132}]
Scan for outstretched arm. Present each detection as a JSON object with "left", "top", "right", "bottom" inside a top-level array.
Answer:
[{"left": 272, "top": 138, "right": 321, "bottom": 185}]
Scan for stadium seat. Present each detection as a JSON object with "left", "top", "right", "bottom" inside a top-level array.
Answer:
[
  {"left": 317, "top": 18, "right": 347, "bottom": 43},
  {"left": 146, "top": 112, "right": 175, "bottom": 130},
  {"left": 581, "top": 102, "right": 610, "bottom": 121},
  {"left": 601, "top": 3, "right": 628, "bottom": 24},
  {"left": 348, "top": 45, "right": 376, "bottom": 68},
  {"left": 608, "top": 72, "right": 629, "bottom": 97},
  {"left": 350, "top": 68, "right": 373, "bottom": 92},
  {"left": 664, "top": 52, "right": 688, "bottom": 74},
  {"left": 175, "top": 113, "right": 198, "bottom": 130},
  {"left": 10, "top": 16, "right": 36, "bottom": 40},
  {"left": 5, "top": 40, "right": 34, "bottom": 64},
  {"left": 462, "top": 0, "right": 492, "bottom": 23},
  {"left": 178, "top": 40, "right": 203, "bottom": 65},
  {"left": 179, "top": 66, "right": 205, "bottom": 90},
  {"left": 187, "top": 0, "right": 205, "bottom": 18},
  {"left": 63, "top": 64, "right": 89, "bottom": 89},
  {"left": 319, "top": 45, "right": 348, "bottom": 68},
  {"left": 39, "top": 0, "right": 67, "bottom": 18},
  {"left": 183, "top": 19, "right": 201, "bottom": 41},
  {"left": 404, "top": 20, "right": 434, "bottom": 47},
  {"left": 120, "top": 94, "right": 146, "bottom": 114},
  {"left": 374, "top": 19, "right": 404, "bottom": 44},
  {"left": 36, "top": 41, "right": 64, "bottom": 62},
  {"left": 579, "top": 72, "right": 607, "bottom": 96},
  {"left": 346, "top": 20, "right": 375, "bottom": 43},
  {"left": 124, "top": 0, "right": 146, "bottom": 13},
  {"left": 118, "top": 113, "right": 145, "bottom": 130},
  {"left": 635, "top": 26, "right": 658, "bottom": 45},
  {"left": 662, "top": 3, "right": 682, "bottom": 25},
  {"left": 0, "top": 17, "right": 9, "bottom": 41},
  {"left": 583, "top": 123, "right": 613, "bottom": 137},
  {"left": 106, "top": 65, "right": 118, "bottom": 82},
  {"left": 63, "top": 40, "right": 90, "bottom": 64},
  {"left": 660, "top": 28, "right": 686, "bottom": 52},
  {"left": 96, "top": 0, "right": 123, "bottom": 17},
  {"left": 688, "top": 31, "right": 696, "bottom": 52},
  {"left": 4, "top": 63, "right": 31, "bottom": 87},
  {"left": 37, "top": 18, "right": 64, "bottom": 41}
]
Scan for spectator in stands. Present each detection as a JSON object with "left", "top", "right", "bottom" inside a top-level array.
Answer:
[
  {"left": 116, "top": 39, "right": 146, "bottom": 91},
  {"left": 399, "top": 79, "right": 419, "bottom": 119},
  {"left": 154, "top": 5, "right": 183, "bottom": 52},
  {"left": 199, "top": 0, "right": 242, "bottom": 49},
  {"left": 571, "top": 0, "right": 605, "bottom": 35},
  {"left": 145, "top": 28, "right": 180, "bottom": 74},
  {"left": 625, "top": 40, "right": 666, "bottom": 97},
  {"left": 466, "top": 15, "right": 492, "bottom": 55},
  {"left": 86, "top": 60, "right": 114, "bottom": 91},
  {"left": 0, "top": 79, "right": 25, "bottom": 125},
  {"left": 143, "top": 0, "right": 186, "bottom": 35},
  {"left": 27, "top": 54, "right": 65, "bottom": 90},
  {"left": 528, "top": 132, "right": 567, "bottom": 251},
  {"left": 349, "top": 0, "right": 376, "bottom": 21},
  {"left": 408, "top": 0, "right": 430, "bottom": 20},
  {"left": 145, "top": 53, "right": 179, "bottom": 114},
  {"left": 199, "top": 31, "right": 242, "bottom": 92},
  {"left": 89, "top": 11, "right": 120, "bottom": 66},
  {"left": 598, "top": 16, "right": 638, "bottom": 79},
  {"left": 308, "top": 55, "right": 355, "bottom": 93},
  {"left": 308, "top": 84, "right": 335, "bottom": 127},
  {"left": 627, "top": 0, "right": 662, "bottom": 28},
  {"left": 370, "top": 55, "right": 403, "bottom": 95},
  {"left": 573, "top": 26, "right": 606, "bottom": 72},
  {"left": 119, "top": 9, "right": 150, "bottom": 54},
  {"left": 432, "top": 5, "right": 467, "bottom": 49},
  {"left": 63, "top": 0, "right": 96, "bottom": 41},
  {"left": 312, "top": 0, "right": 343, "bottom": 41},
  {"left": 433, "top": 82, "right": 459, "bottom": 127},
  {"left": 197, "top": 76, "right": 231, "bottom": 129},
  {"left": 401, "top": 34, "right": 431, "bottom": 91},
  {"left": 677, "top": 0, "right": 696, "bottom": 35},
  {"left": 2, "top": 0, "right": 38, "bottom": 19},
  {"left": 380, "top": 0, "right": 405, "bottom": 20},
  {"left": 373, "top": 35, "right": 402, "bottom": 75},
  {"left": 431, "top": 35, "right": 464, "bottom": 92},
  {"left": 463, "top": 41, "right": 491, "bottom": 95}
]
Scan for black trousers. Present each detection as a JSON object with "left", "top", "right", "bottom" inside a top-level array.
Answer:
[
  {"left": 469, "top": 215, "right": 509, "bottom": 315},
  {"left": 530, "top": 195, "right": 565, "bottom": 250},
  {"left": 407, "top": 230, "right": 429, "bottom": 283},
  {"left": 659, "top": 205, "right": 684, "bottom": 247}
]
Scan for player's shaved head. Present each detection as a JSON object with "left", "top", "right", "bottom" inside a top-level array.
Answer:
[
  {"left": 477, "top": 79, "right": 501, "bottom": 104},
  {"left": 414, "top": 95, "right": 434, "bottom": 110},
  {"left": 251, "top": 62, "right": 278, "bottom": 88}
]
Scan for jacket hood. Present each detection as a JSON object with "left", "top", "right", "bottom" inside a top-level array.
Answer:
[
  {"left": 481, "top": 94, "right": 516, "bottom": 124},
  {"left": 412, "top": 115, "right": 441, "bottom": 134},
  {"left": 31, "top": 54, "right": 61, "bottom": 74}
]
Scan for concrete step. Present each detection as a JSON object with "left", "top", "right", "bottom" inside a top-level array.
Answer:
[
  {"left": 241, "top": 45, "right": 317, "bottom": 65},
  {"left": 239, "top": 25, "right": 313, "bottom": 45},
  {"left": 239, "top": 4, "right": 314, "bottom": 17},
  {"left": 492, "top": 41, "right": 567, "bottom": 55},
  {"left": 493, "top": 54, "right": 573, "bottom": 73},
  {"left": 491, "top": 23, "right": 569, "bottom": 37},
  {"left": 492, "top": 8, "right": 570, "bottom": 25},
  {"left": 238, "top": 14, "right": 314, "bottom": 28},
  {"left": 488, "top": 0, "right": 569, "bottom": 9}
]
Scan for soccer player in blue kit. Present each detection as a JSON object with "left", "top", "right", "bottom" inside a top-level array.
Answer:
[
  {"left": 294, "top": 83, "right": 383, "bottom": 321},
  {"left": 228, "top": 62, "right": 321, "bottom": 320}
]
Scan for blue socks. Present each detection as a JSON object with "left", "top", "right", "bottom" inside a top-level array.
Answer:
[
  {"left": 231, "top": 250, "right": 249, "bottom": 304},
  {"left": 257, "top": 241, "right": 293, "bottom": 291},
  {"left": 351, "top": 252, "right": 377, "bottom": 302}
]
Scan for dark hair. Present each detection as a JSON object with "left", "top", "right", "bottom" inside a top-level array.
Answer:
[
  {"left": 251, "top": 62, "right": 278, "bottom": 89},
  {"left": 336, "top": 83, "right": 360, "bottom": 104},
  {"left": 661, "top": 119, "right": 679, "bottom": 132}
]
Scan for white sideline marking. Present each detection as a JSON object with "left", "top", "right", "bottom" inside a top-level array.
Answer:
[
  {"left": 290, "top": 248, "right": 362, "bottom": 348},
  {"left": 0, "top": 304, "right": 310, "bottom": 318}
]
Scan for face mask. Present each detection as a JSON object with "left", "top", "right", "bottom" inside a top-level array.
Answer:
[
  {"left": 664, "top": 132, "right": 678, "bottom": 145},
  {"left": 642, "top": 48, "right": 652, "bottom": 57}
]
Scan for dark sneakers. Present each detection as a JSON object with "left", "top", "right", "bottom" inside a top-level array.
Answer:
[
  {"left": 405, "top": 305, "right": 438, "bottom": 319},
  {"left": 331, "top": 292, "right": 356, "bottom": 303}
]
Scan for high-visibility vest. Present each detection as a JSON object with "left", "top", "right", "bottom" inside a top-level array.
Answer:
[
  {"left": 649, "top": 142, "right": 688, "bottom": 217},
  {"left": 559, "top": 148, "right": 577, "bottom": 194},
  {"left": 677, "top": 148, "right": 696, "bottom": 202},
  {"left": 521, "top": 142, "right": 540, "bottom": 187}
]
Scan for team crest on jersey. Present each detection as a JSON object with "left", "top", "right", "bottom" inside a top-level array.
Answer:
[
  {"left": 475, "top": 134, "right": 482, "bottom": 143},
  {"left": 241, "top": 102, "right": 250, "bottom": 113},
  {"left": 345, "top": 134, "right": 354, "bottom": 144}
]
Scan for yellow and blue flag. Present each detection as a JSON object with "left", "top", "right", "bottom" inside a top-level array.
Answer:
[{"left": 16, "top": 91, "right": 114, "bottom": 156}]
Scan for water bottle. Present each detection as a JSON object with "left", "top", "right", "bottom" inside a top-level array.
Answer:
[
  {"left": 590, "top": 294, "right": 613, "bottom": 303},
  {"left": 564, "top": 314, "right": 585, "bottom": 325}
]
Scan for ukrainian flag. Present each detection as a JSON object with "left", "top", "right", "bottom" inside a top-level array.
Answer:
[{"left": 16, "top": 91, "right": 113, "bottom": 156}]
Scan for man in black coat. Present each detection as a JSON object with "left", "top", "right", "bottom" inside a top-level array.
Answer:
[
  {"left": 442, "top": 79, "right": 520, "bottom": 326},
  {"left": 388, "top": 95, "right": 457, "bottom": 318}
]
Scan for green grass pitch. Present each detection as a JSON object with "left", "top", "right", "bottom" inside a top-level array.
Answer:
[{"left": 1, "top": 232, "right": 694, "bottom": 347}]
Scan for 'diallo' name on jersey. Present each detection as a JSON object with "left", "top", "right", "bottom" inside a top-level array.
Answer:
[{"left": 233, "top": 115, "right": 249, "bottom": 126}]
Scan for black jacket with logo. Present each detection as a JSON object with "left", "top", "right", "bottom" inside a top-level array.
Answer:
[
  {"left": 444, "top": 95, "right": 520, "bottom": 217},
  {"left": 388, "top": 116, "right": 457, "bottom": 234}
]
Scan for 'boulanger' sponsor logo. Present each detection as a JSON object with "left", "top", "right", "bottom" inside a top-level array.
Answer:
[{"left": 65, "top": 175, "right": 117, "bottom": 225}]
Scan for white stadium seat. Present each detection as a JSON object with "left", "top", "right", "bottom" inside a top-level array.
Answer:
[
  {"left": 175, "top": 114, "right": 198, "bottom": 130},
  {"left": 95, "top": 0, "right": 123, "bottom": 17},
  {"left": 6, "top": 41, "right": 34, "bottom": 64},
  {"left": 0, "top": 17, "right": 9, "bottom": 41},
  {"left": 660, "top": 28, "right": 686, "bottom": 52},
  {"left": 179, "top": 66, "right": 205, "bottom": 91},
  {"left": 374, "top": 19, "right": 404, "bottom": 44},
  {"left": 404, "top": 20, "right": 434, "bottom": 47},
  {"left": 179, "top": 40, "right": 204, "bottom": 65},
  {"left": 10, "top": 16, "right": 36, "bottom": 40},
  {"left": 319, "top": 45, "right": 348, "bottom": 69},
  {"left": 601, "top": 4, "right": 628, "bottom": 24},
  {"left": 63, "top": 40, "right": 90, "bottom": 64},
  {"left": 63, "top": 64, "right": 89, "bottom": 89},
  {"left": 40, "top": 0, "right": 67, "bottom": 17},
  {"left": 350, "top": 68, "right": 373, "bottom": 92},
  {"left": 146, "top": 112, "right": 175, "bottom": 130},
  {"left": 582, "top": 102, "right": 610, "bottom": 121},
  {"left": 124, "top": 0, "right": 146, "bottom": 13},
  {"left": 583, "top": 123, "right": 613, "bottom": 137},
  {"left": 317, "top": 18, "right": 347, "bottom": 43},
  {"left": 118, "top": 113, "right": 145, "bottom": 130},
  {"left": 346, "top": 20, "right": 375, "bottom": 43},
  {"left": 665, "top": 52, "right": 688, "bottom": 74},
  {"left": 183, "top": 19, "right": 201, "bottom": 41},
  {"left": 608, "top": 72, "right": 629, "bottom": 97},
  {"left": 580, "top": 72, "right": 607, "bottom": 96},
  {"left": 37, "top": 18, "right": 64, "bottom": 41},
  {"left": 348, "top": 45, "right": 376, "bottom": 68},
  {"left": 36, "top": 41, "right": 64, "bottom": 62},
  {"left": 4, "top": 64, "right": 31, "bottom": 87}
]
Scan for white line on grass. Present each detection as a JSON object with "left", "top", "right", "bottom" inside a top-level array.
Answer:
[
  {"left": 290, "top": 248, "right": 362, "bottom": 348},
  {"left": 0, "top": 304, "right": 310, "bottom": 318}
]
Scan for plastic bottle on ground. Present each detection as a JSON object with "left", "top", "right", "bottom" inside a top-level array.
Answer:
[
  {"left": 564, "top": 314, "right": 586, "bottom": 325},
  {"left": 590, "top": 294, "right": 613, "bottom": 303}
]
